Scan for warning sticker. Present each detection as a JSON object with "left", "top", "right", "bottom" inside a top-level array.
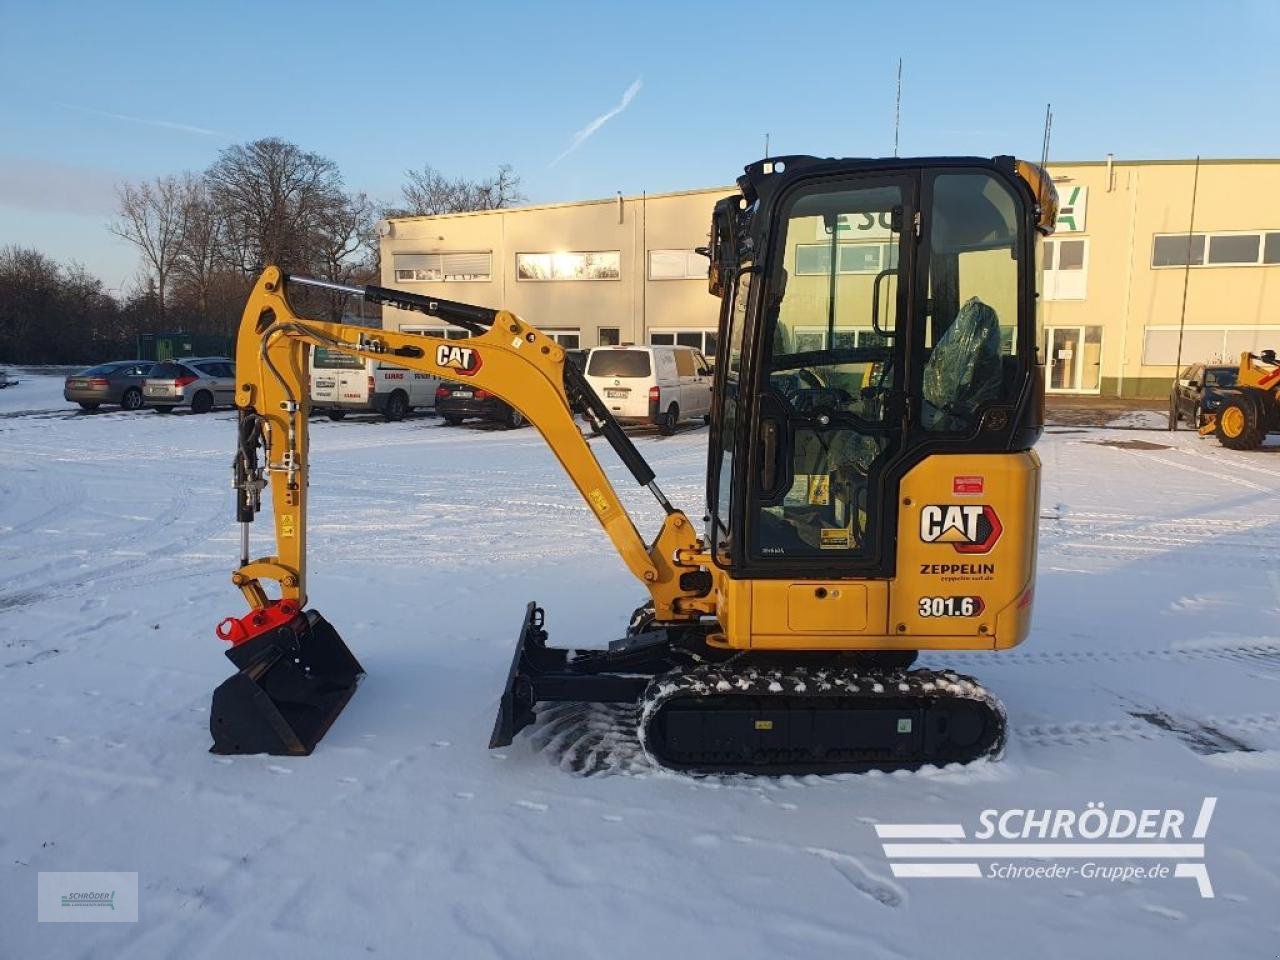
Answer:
[
  {"left": 280, "top": 514, "right": 295, "bottom": 538},
  {"left": 820, "top": 527, "right": 851, "bottom": 549},
  {"left": 587, "top": 489, "right": 611, "bottom": 516},
  {"left": 953, "top": 475, "right": 985, "bottom": 496}
]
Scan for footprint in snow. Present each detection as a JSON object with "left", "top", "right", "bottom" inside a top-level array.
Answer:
[
  {"left": 1141, "top": 904, "right": 1185, "bottom": 921},
  {"left": 514, "top": 800, "right": 548, "bottom": 812},
  {"left": 432, "top": 740, "right": 451, "bottom": 748},
  {"left": 454, "top": 791, "right": 475, "bottom": 800},
  {"left": 266, "top": 765, "right": 292, "bottom": 775}
]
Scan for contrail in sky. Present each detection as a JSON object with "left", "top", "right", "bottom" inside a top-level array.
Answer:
[
  {"left": 550, "top": 77, "right": 642, "bottom": 166},
  {"left": 54, "top": 101, "right": 222, "bottom": 137}
]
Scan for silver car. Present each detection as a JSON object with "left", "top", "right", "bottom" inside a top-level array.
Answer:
[
  {"left": 143, "top": 357, "right": 236, "bottom": 414},
  {"left": 64, "top": 361, "right": 155, "bottom": 411}
]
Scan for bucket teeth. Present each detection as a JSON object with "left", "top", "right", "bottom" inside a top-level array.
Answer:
[{"left": 210, "top": 610, "right": 363, "bottom": 755}]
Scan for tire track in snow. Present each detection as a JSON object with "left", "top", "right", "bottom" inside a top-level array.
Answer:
[
  {"left": 939, "top": 638, "right": 1280, "bottom": 669},
  {"left": 1018, "top": 711, "right": 1280, "bottom": 751}
]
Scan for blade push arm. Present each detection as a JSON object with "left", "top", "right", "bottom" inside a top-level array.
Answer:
[{"left": 231, "top": 267, "right": 710, "bottom": 623}]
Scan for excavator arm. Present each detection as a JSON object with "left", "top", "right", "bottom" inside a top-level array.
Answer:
[
  {"left": 229, "top": 267, "right": 709, "bottom": 625},
  {"left": 209, "top": 267, "right": 714, "bottom": 756}
]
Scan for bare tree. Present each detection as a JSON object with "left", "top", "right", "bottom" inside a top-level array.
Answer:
[
  {"left": 172, "top": 179, "right": 223, "bottom": 319},
  {"left": 108, "top": 175, "right": 191, "bottom": 316},
  {"left": 473, "top": 163, "right": 524, "bottom": 211},
  {"left": 308, "top": 191, "right": 378, "bottom": 320},
  {"left": 395, "top": 162, "right": 524, "bottom": 216},
  {"left": 205, "top": 138, "right": 346, "bottom": 274}
]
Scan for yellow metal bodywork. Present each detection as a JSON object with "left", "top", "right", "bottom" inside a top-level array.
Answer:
[
  {"left": 233, "top": 267, "right": 1039, "bottom": 657},
  {"left": 707, "top": 452, "right": 1039, "bottom": 651}
]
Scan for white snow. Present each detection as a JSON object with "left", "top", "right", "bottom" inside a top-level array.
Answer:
[{"left": 2, "top": 374, "right": 1279, "bottom": 957}]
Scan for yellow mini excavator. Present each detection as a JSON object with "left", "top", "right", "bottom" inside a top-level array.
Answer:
[{"left": 209, "top": 156, "right": 1057, "bottom": 774}]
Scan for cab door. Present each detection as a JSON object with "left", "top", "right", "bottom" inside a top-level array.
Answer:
[{"left": 742, "top": 174, "right": 914, "bottom": 576}]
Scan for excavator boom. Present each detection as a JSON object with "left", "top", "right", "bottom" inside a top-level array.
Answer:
[{"left": 210, "top": 268, "right": 708, "bottom": 755}]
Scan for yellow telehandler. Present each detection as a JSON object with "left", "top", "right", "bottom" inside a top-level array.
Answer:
[
  {"left": 208, "top": 155, "right": 1057, "bottom": 774},
  {"left": 1201, "top": 349, "right": 1280, "bottom": 449}
]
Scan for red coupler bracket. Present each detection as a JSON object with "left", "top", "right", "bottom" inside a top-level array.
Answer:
[{"left": 216, "top": 600, "right": 301, "bottom": 646}]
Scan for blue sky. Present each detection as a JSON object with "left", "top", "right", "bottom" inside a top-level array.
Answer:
[{"left": 1, "top": 0, "right": 1277, "bottom": 292}]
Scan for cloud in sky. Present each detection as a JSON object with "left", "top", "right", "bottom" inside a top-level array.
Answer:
[
  {"left": 0, "top": 156, "right": 123, "bottom": 217},
  {"left": 550, "top": 77, "right": 642, "bottom": 166},
  {"left": 54, "top": 101, "right": 222, "bottom": 138}
]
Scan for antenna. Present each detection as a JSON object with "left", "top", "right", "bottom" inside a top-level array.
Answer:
[
  {"left": 764, "top": 132, "right": 770, "bottom": 159},
  {"left": 1040, "top": 103, "right": 1053, "bottom": 168},
  {"left": 893, "top": 58, "right": 903, "bottom": 157},
  {"left": 1174, "top": 155, "right": 1202, "bottom": 374}
]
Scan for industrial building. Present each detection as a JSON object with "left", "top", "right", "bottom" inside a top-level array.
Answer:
[{"left": 379, "top": 157, "right": 1280, "bottom": 397}]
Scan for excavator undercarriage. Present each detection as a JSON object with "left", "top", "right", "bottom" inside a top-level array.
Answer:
[{"left": 491, "top": 603, "right": 1006, "bottom": 774}]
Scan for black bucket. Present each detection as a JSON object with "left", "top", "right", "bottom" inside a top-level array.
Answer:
[{"left": 210, "top": 609, "right": 364, "bottom": 755}]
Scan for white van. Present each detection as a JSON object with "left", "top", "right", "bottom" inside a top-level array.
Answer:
[
  {"left": 584, "top": 345, "right": 713, "bottom": 434},
  {"left": 309, "top": 347, "right": 440, "bottom": 421}
]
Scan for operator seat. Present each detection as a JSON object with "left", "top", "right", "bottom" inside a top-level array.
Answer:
[{"left": 921, "top": 296, "right": 1003, "bottom": 431}]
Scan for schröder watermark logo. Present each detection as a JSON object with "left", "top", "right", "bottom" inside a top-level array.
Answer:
[
  {"left": 875, "top": 798, "right": 1216, "bottom": 898},
  {"left": 38, "top": 872, "right": 139, "bottom": 923}
]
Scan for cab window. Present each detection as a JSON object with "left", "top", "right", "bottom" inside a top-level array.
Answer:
[{"left": 921, "top": 172, "right": 1022, "bottom": 433}]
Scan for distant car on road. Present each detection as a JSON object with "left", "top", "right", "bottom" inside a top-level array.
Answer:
[
  {"left": 435, "top": 381, "right": 525, "bottom": 428},
  {"left": 1169, "top": 362, "right": 1239, "bottom": 429},
  {"left": 0, "top": 369, "right": 15, "bottom": 388},
  {"left": 144, "top": 357, "right": 236, "bottom": 413},
  {"left": 64, "top": 361, "right": 154, "bottom": 410}
]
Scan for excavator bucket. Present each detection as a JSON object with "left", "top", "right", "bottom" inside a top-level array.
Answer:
[{"left": 210, "top": 608, "right": 363, "bottom": 755}]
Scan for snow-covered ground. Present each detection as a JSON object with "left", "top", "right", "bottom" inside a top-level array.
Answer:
[{"left": 2, "top": 372, "right": 1279, "bottom": 958}]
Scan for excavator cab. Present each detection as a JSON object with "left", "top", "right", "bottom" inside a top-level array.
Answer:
[
  {"left": 209, "top": 155, "right": 1057, "bottom": 774},
  {"left": 705, "top": 157, "right": 1047, "bottom": 583}
]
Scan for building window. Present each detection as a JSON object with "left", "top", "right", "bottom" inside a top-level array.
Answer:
[
  {"left": 1152, "top": 230, "right": 1280, "bottom": 268},
  {"left": 543, "top": 329, "right": 581, "bottom": 348},
  {"left": 400, "top": 326, "right": 471, "bottom": 340},
  {"left": 516, "top": 251, "right": 620, "bottom": 281},
  {"left": 790, "top": 327, "right": 890, "bottom": 353},
  {"left": 1043, "top": 237, "right": 1088, "bottom": 300},
  {"left": 393, "top": 252, "right": 492, "bottom": 282},
  {"left": 649, "top": 328, "right": 718, "bottom": 360},
  {"left": 647, "top": 249, "right": 709, "bottom": 280},
  {"left": 794, "top": 241, "right": 898, "bottom": 276},
  {"left": 598, "top": 327, "right": 621, "bottom": 346},
  {"left": 1141, "top": 325, "right": 1280, "bottom": 365}
]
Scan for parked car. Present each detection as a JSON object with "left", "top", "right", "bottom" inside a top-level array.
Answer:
[
  {"left": 583, "top": 345, "right": 713, "bottom": 434},
  {"left": 1169, "top": 362, "right": 1239, "bottom": 429},
  {"left": 309, "top": 348, "right": 439, "bottom": 421},
  {"left": 63, "top": 361, "right": 154, "bottom": 410},
  {"left": 435, "top": 381, "right": 526, "bottom": 428},
  {"left": 0, "top": 369, "right": 16, "bottom": 388},
  {"left": 143, "top": 357, "right": 235, "bottom": 413}
]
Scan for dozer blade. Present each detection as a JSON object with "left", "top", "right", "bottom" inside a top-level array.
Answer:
[{"left": 210, "top": 609, "right": 364, "bottom": 755}]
